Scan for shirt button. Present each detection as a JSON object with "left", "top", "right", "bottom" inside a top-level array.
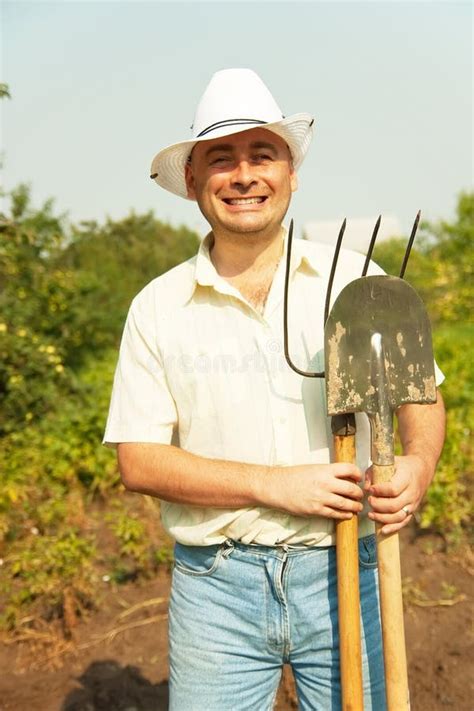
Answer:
[{"left": 278, "top": 416, "right": 286, "bottom": 425}]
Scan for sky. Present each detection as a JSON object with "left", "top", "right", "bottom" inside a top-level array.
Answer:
[{"left": 2, "top": 0, "right": 473, "bottom": 240}]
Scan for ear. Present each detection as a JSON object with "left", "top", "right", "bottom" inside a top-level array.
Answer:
[
  {"left": 185, "top": 162, "right": 197, "bottom": 201},
  {"left": 290, "top": 167, "right": 298, "bottom": 193}
]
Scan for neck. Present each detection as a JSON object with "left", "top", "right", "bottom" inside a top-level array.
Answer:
[{"left": 209, "top": 225, "right": 285, "bottom": 278}]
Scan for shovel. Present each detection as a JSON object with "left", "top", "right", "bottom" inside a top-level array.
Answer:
[{"left": 325, "top": 274, "right": 436, "bottom": 710}]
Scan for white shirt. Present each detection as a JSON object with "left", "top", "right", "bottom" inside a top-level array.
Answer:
[{"left": 104, "top": 231, "right": 443, "bottom": 546}]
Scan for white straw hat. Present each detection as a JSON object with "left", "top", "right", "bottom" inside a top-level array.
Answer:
[{"left": 150, "top": 68, "right": 314, "bottom": 199}]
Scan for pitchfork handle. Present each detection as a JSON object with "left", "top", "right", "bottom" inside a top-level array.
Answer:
[{"left": 333, "top": 414, "right": 364, "bottom": 711}]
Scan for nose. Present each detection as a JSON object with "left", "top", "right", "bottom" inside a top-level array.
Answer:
[{"left": 230, "top": 160, "right": 257, "bottom": 190}]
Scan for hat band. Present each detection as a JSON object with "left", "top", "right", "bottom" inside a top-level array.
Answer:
[{"left": 196, "top": 117, "right": 270, "bottom": 138}]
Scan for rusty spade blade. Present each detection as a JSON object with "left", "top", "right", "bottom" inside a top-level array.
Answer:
[
  {"left": 324, "top": 273, "right": 437, "bottom": 711},
  {"left": 325, "top": 274, "right": 436, "bottom": 463}
]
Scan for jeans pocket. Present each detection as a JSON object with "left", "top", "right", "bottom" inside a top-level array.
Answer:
[
  {"left": 358, "top": 534, "right": 378, "bottom": 569},
  {"left": 173, "top": 542, "right": 224, "bottom": 577}
]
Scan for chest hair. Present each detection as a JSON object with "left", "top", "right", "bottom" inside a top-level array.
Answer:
[{"left": 229, "top": 263, "right": 280, "bottom": 315}]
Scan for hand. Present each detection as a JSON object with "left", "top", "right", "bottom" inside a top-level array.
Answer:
[
  {"left": 364, "top": 454, "right": 433, "bottom": 535},
  {"left": 269, "top": 463, "right": 364, "bottom": 519}
]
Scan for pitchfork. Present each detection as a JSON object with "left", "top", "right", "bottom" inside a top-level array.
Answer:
[{"left": 283, "top": 211, "right": 422, "bottom": 711}]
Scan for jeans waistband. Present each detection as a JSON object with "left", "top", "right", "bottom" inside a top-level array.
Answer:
[
  {"left": 224, "top": 539, "right": 330, "bottom": 559},
  {"left": 223, "top": 534, "right": 375, "bottom": 558}
]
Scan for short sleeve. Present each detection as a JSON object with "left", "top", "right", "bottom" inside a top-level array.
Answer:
[
  {"left": 434, "top": 360, "right": 445, "bottom": 387},
  {"left": 103, "top": 295, "right": 178, "bottom": 449}
]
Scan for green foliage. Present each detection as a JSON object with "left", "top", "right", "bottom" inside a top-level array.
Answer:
[
  {"left": 0, "top": 185, "right": 199, "bottom": 436},
  {"left": 153, "top": 546, "right": 174, "bottom": 567},
  {"left": 106, "top": 503, "right": 149, "bottom": 570},
  {"left": 0, "top": 326, "right": 66, "bottom": 434},
  {"left": 421, "top": 192, "right": 473, "bottom": 323},
  {"left": 373, "top": 191, "right": 474, "bottom": 325},
  {"left": 0, "top": 530, "right": 95, "bottom": 629},
  {"left": 9, "top": 530, "right": 95, "bottom": 599},
  {"left": 0, "top": 83, "right": 11, "bottom": 99},
  {"left": 0, "top": 185, "right": 103, "bottom": 434},
  {"left": 103, "top": 497, "right": 174, "bottom": 582},
  {"left": 0, "top": 354, "right": 119, "bottom": 540},
  {"left": 420, "top": 324, "right": 473, "bottom": 541},
  {"left": 0, "top": 186, "right": 196, "bottom": 629},
  {"left": 61, "top": 211, "right": 200, "bottom": 341},
  {"left": 375, "top": 193, "right": 473, "bottom": 541}
]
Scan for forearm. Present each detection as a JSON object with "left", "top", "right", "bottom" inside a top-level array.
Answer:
[
  {"left": 118, "top": 442, "right": 271, "bottom": 508},
  {"left": 117, "top": 442, "right": 364, "bottom": 519},
  {"left": 367, "top": 389, "right": 446, "bottom": 533},
  {"left": 396, "top": 388, "right": 446, "bottom": 485}
]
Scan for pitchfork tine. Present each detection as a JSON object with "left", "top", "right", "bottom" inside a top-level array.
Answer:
[
  {"left": 399, "top": 210, "right": 421, "bottom": 279},
  {"left": 361, "top": 215, "right": 382, "bottom": 277},
  {"left": 323, "top": 218, "right": 347, "bottom": 325},
  {"left": 283, "top": 218, "right": 324, "bottom": 377}
]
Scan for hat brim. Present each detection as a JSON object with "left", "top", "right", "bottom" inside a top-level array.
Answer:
[{"left": 150, "top": 113, "right": 314, "bottom": 199}]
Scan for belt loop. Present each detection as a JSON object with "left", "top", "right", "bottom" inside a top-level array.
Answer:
[{"left": 222, "top": 538, "right": 235, "bottom": 559}]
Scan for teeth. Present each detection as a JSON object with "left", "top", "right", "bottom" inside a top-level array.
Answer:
[{"left": 227, "top": 197, "right": 264, "bottom": 205}]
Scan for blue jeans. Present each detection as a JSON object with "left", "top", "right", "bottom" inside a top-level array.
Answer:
[{"left": 169, "top": 535, "right": 386, "bottom": 710}]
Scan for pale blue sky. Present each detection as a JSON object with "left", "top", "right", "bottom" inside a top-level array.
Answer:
[{"left": 2, "top": 1, "right": 473, "bottom": 238}]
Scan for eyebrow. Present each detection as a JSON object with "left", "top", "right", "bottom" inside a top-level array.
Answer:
[{"left": 204, "top": 141, "right": 279, "bottom": 158}]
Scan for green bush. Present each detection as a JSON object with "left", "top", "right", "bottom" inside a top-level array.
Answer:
[
  {"left": 0, "top": 325, "right": 67, "bottom": 435},
  {"left": 374, "top": 196, "right": 473, "bottom": 542},
  {"left": 373, "top": 191, "right": 473, "bottom": 325},
  {"left": 105, "top": 504, "right": 150, "bottom": 569},
  {"left": 0, "top": 184, "right": 198, "bottom": 630},
  {"left": 0, "top": 530, "right": 95, "bottom": 630},
  {"left": 0, "top": 350, "right": 119, "bottom": 541},
  {"left": 0, "top": 185, "right": 200, "bottom": 436},
  {"left": 420, "top": 324, "right": 473, "bottom": 540}
]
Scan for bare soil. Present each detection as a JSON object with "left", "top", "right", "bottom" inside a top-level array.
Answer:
[{"left": 1, "top": 525, "right": 472, "bottom": 711}]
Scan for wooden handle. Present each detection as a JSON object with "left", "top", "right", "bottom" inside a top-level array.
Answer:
[
  {"left": 334, "top": 434, "right": 364, "bottom": 711},
  {"left": 373, "top": 463, "right": 410, "bottom": 711}
]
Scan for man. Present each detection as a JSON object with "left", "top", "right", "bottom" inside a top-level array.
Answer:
[{"left": 104, "top": 69, "right": 445, "bottom": 710}]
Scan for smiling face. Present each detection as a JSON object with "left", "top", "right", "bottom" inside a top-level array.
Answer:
[{"left": 185, "top": 127, "right": 298, "bottom": 240}]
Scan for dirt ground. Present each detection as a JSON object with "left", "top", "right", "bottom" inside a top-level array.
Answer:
[{"left": 1, "top": 525, "right": 472, "bottom": 711}]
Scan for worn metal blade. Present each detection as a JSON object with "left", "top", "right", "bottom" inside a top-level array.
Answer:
[{"left": 324, "top": 275, "right": 437, "bottom": 417}]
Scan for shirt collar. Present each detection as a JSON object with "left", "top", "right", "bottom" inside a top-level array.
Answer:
[
  {"left": 187, "top": 225, "right": 320, "bottom": 303},
  {"left": 288, "top": 230, "right": 320, "bottom": 275},
  {"left": 185, "top": 233, "right": 242, "bottom": 304},
  {"left": 194, "top": 232, "right": 219, "bottom": 288}
]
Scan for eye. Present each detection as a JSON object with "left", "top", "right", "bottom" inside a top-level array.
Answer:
[
  {"left": 253, "top": 153, "right": 273, "bottom": 163},
  {"left": 210, "top": 155, "right": 232, "bottom": 166}
]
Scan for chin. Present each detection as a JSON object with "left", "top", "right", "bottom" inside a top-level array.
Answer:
[
  {"left": 227, "top": 222, "right": 269, "bottom": 234},
  {"left": 219, "top": 213, "right": 279, "bottom": 235}
]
